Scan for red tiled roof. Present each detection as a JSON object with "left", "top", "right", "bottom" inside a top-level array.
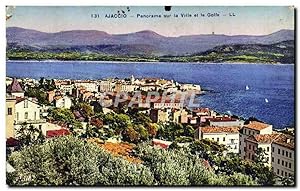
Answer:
[
  {"left": 15, "top": 97, "right": 25, "bottom": 104},
  {"left": 244, "top": 121, "right": 271, "bottom": 131},
  {"left": 200, "top": 126, "right": 240, "bottom": 133},
  {"left": 193, "top": 108, "right": 210, "bottom": 113},
  {"left": 246, "top": 133, "right": 280, "bottom": 144},
  {"left": 206, "top": 117, "right": 237, "bottom": 122},
  {"left": 273, "top": 134, "right": 294, "bottom": 150},
  {"left": 7, "top": 78, "right": 24, "bottom": 93},
  {"left": 46, "top": 129, "right": 70, "bottom": 138},
  {"left": 246, "top": 133, "right": 294, "bottom": 150},
  {"left": 152, "top": 139, "right": 172, "bottom": 149}
]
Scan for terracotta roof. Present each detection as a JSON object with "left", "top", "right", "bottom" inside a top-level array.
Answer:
[
  {"left": 246, "top": 133, "right": 294, "bottom": 150},
  {"left": 152, "top": 139, "right": 172, "bottom": 149},
  {"left": 193, "top": 108, "right": 210, "bottom": 113},
  {"left": 46, "top": 129, "right": 70, "bottom": 138},
  {"left": 244, "top": 121, "right": 271, "bottom": 131},
  {"left": 200, "top": 126, "right": 240, "bottom": 133},
  {"left": 206, "top": 117, "right": 237, "bottom": 122},
  {"left": 7, "top": 78, "right": 23, "bottom": 93},
  {"left": 246, "top": 133, "right": 280, "bottom": 144},
  {"left": 15, "top": 97, "right": 25, "bottom": 104},
  {"left": 273, "top": 134, "right": 294, "bottom": 150},
  {"left": 53, "top": 96, "right": 62, "bottom": 100}
]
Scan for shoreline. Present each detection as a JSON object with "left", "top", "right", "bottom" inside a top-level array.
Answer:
[{"left": 6, "top": 60, "right": 294, "bottom": 65}]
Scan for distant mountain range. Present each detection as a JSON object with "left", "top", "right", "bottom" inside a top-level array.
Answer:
[{"left": 6, "top": 27, "right": 294, "bottom": 56}]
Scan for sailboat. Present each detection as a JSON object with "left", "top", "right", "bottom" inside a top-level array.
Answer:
[
  {"left": 265, "top": 98, "right": 269, "bottom": 103},
  {"left": 245, "top": 85, "right": 249, "bottom": 90}
]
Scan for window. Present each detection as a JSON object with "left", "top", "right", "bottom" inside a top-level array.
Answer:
[
  {"left": 249, "top": 144, "right": 251, "bottom": 150},
  {"left": 289, "top": 163, "right": 291, "bottom": 169},
  {"left": 217, "top": 138, "right": 219, "bottom": 142},
  {"left": 282, "top": 150, "right": 284, "bottom": 156},
  {"left": 24, "top": 112, "right": 28, "bottom": 120},
  {"left": 282, "top": 160, "right": 284, "bottom": 166},
  {"left": 289, "top": 152, "right": 292, "bottom": 158},
  {"left": 285, "top": 172, "right": 287, "bottom": 177},
  {"left": 252, "top": 155, "right": 255, "bottom": 160},
  {"left": 7, "top": 108, "right": 12, "bottom": 115},
  {"left": 277, "top": 169, "right": 280, "bottom": 175},
  {"left": 239, "top": 141, "right": 241, "bottom": 145},
  {"left": 281, "top": 171, "right": 284, "bottom": 176},
  {"left": 16, "top": 112, "right": 19, "bottom": 120},
  {"left": 24, "top": 100, "right": 28, "bottom": 108},
  {"left": 34, "top": 112, "right": 37, "bottom": 120},
  {"left": 272, "top": 147, "right": 274, "bottom": 152},
  {"left": 212, "top": 138, "right": 214, "bottom": 141},
  {"left": 244, "top": 129, "right": 247, "bottom": 134},
  {"left": 278, "top": 159, "right": 280, "bottom": 164},
  {"left": 267, "top": 147, "right": 269, "bottom": 152},
  {"left": 231, "top": 139, "right": 234, "bottom": 144},
  {"left": 285, "top": 162, "right": 288, "bottom": 167},
  {"left": 286, "top": 151, "right": 288, "bottom": 157},
  {"left": 223, "top": 137, "right": 225, "bottom": 141},
  {"left": 272, "top": 157, "right": 274, "bottom": 162},
  {"left": 278, "top": 149, "right": 280, "bottom": 154}
]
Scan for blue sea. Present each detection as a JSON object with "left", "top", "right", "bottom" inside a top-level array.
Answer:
[{"left": 6, "top": 61, "right": 295, "bottom": 129}]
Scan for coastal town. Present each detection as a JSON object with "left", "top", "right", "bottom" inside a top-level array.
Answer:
[{"left": 6, "top": 75, "right": 295, "bottom": 185}]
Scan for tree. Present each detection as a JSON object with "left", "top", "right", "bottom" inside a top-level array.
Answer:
[
  {"left": 146, "top": 123, "right": 158, "bottom": 138},
  {"left": 156, "top": 122, "right": 195, "bottom": 141},
  {"left": 25, "top": 87, "right": 49, "bottom": 105},
  {"left": 122, "top": 126, "right": 141, "bottom": 143},
  {"left": 279, "top": 175, "right": 294, "bottom": 186},
  {"left": 49, "top": 108, "right": 75, "bottom": 123},
  {"left": 8, "top": 136, "right": 154, "bottom": 186},
  {"left": 90, "top": 101, "right": 103, "bottom": 114},
  {"left": 16, "top": 123, "right": 45, "bottom": 147}
]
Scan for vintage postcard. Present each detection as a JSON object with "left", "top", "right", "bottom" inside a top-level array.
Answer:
[{"left": 5, "top": 6, "right": 295, "bottom": 186}]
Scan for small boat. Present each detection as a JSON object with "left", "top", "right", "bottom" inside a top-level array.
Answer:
[
  {"left": 265, "top": 98, "right": 269, "bottom": 103},
  {"left": 245, "top": 85, "right": 249, "bottom": 90}
]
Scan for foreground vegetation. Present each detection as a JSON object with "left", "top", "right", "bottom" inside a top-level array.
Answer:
[{"left": 8, "top": 136, "right": 259, "bottom": 186}]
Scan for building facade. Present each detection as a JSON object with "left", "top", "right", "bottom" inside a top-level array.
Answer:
[{"left": 196, "top": 126, "right": 240, "bottom": 153}]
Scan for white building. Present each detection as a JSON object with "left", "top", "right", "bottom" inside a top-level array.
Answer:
[
  {"left": 195, "top": 126, "right": 240, "bottom": 153},
  {"left": 271, "top": 134, "right": 294, "bottom": 178},
  {"left": 181, "top": 84, "right": 201, "bottom": 92},
  {"left": 239, "top": 121, "right": 273, "bottom": 159},
  {"left": 74, "top": 81, "right": 98, "bottom": 92},
  {"left": 119, "top": 84, "right": 137, "bottom": 92},
  {"left": 153, "top": 101, "right": 182, "bottom": 109},
  {"left": 59, "top": 84, "right": 74, "bottom": 95},
  {"left": 99, "top": 81, "right": 115, "bottom": 92},
  {"left": 54, "top": 96, "right": 72, "bottom": 109},
  {"left": 244, "top": 132, "right": 294, "bottom": 178},
  {"left": 14, "top": 98, "right": 46, "bottom": 130},
  {"left": 244, "top": 133, "right": 280, "bottom": 167}
]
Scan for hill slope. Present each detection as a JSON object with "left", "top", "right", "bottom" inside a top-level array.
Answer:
[{"left": 6, "top": 27, "right": 294, "bottom": 56}]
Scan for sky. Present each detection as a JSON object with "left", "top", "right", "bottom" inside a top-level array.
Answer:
[{"left": 6, "top": 6, "right": 295, "bottom": 37}]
